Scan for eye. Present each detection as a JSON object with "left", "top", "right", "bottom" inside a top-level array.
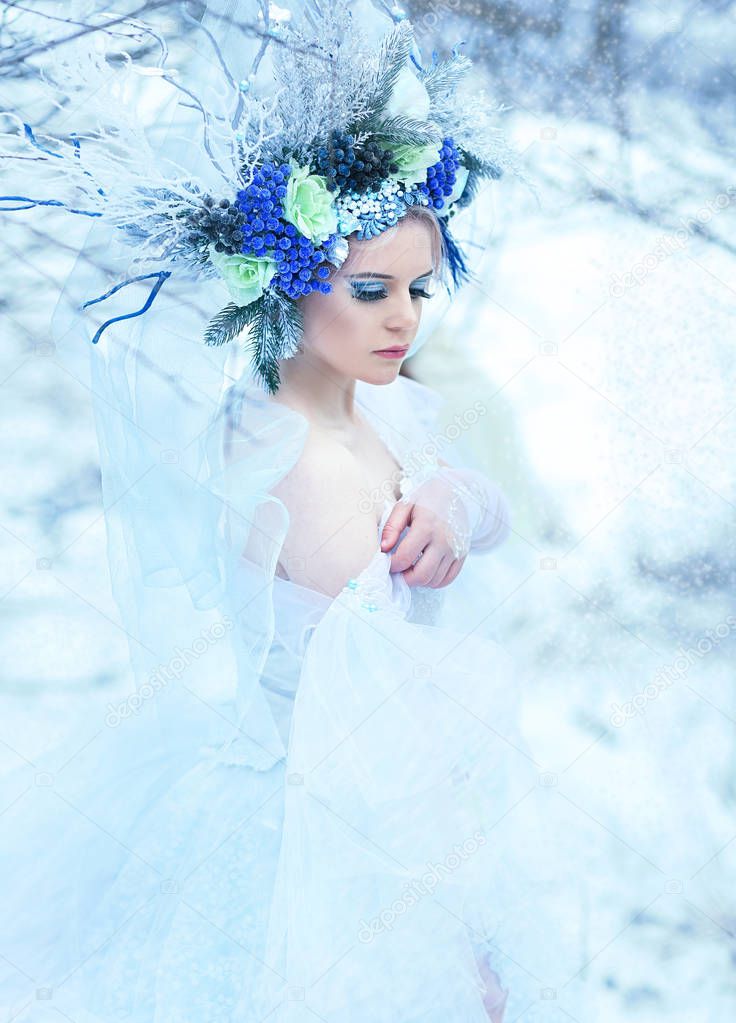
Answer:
[
  {"left": 410, "top": 276, "right": 437, "bottom": 300},
  {"left": 350, "top": 283, "right": 389, "bottom": 302},
  {"left": 347, "top": 276, "right": 438, "bottom": 302}
]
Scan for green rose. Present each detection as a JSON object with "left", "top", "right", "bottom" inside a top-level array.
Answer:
[
  {"left": 388, "top": 142, "right": 443, "bottom": 187},
  {"left": 283, "top": 159, "right": 337, "bottom": 242},
  {"left": 209, "top": 247, "right": 277, "bottom": 307}
]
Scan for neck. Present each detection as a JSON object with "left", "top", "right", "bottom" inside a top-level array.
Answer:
[{"left": 273, "top": 349, "right": 358, "bottom": 428}]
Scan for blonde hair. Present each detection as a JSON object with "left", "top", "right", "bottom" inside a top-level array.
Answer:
[
  {"left": 322, "top": 206, "right": 449, "bottom": 288},
  {"left": 396, "top": 204, "right": 447, "bottom": 278}
]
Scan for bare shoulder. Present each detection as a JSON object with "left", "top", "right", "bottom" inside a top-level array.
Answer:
[
  {"left": 271, "top": 429, "right": 381, "bottom": 598},
  {"left": 271, "top": 428, "right": 354, "bottom": 515}
]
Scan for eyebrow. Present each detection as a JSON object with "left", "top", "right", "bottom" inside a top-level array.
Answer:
[{"left": 347, "top": 269, "right": 434, "bottom": 280}]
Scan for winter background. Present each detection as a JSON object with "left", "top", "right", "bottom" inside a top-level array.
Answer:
[{"left": 1, "top": 0, "right": 734, "bottom": 1019}]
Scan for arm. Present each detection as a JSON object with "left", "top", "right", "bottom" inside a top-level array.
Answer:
[
  {"left": 380, "top": 457, "right": 512, "bottom": 588},
  {"left": 435, "top": 458, "right": 512, "bottom": 553},
  {"left": 270, "top": 437, "right": 381, "bottom": 599}
]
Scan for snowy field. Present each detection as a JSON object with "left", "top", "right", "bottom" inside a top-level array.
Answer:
[
  {"left": 410, "top": 97, "right": 736, "bottom": 1018},
  {"left": 1, "top": 1, "right": 735, "bottom": 1019}
]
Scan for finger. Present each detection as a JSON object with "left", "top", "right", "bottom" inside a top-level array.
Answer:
[
  {"left": 436, "top": 557, "right": 463, "bottom": 589},
  {"left": 446, "top": 560, "right": 464, "bottom": 586},
  {"left": 389, "top": 525, "right": 432, "bottom": 572},
  {"left": 428, "top": 554, "right": 456, "bottom": 588},
  {"left": 380, "top": 499, "right": 413, "bottom": 551},
  {"left": 401, "top": 546, "right": 444, "bottom": 588},
  {"left": 426, "top": 554, "right": 454, "bottom": 588}
]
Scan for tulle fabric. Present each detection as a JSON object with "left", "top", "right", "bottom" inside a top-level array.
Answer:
[
  {"left": 261, "top": 503, "right": 534, "bottom": 1021},
  {"left": 0, "top": 209, "right": 593, "bottom": 1021},
  {"left": 0, "top": 513, "right": 551, "bottom": 1023},
  {"left": 1, "top": 241, "right": 310, "bottom": 1020},
  {"left": 0, "top": 4, "right": 593, "bottom": 1020},
  {"left": 1, "top": 329, "right": 590, "bottom": 1023}
]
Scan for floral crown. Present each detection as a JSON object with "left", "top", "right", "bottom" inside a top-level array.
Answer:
[{"left": 1, "top": 3, "right": 517, "bottom": 392}]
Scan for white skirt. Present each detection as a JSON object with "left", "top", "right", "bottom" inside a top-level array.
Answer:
[{"left": 0, "top": 504, "right": 588, "bottom": 1022}]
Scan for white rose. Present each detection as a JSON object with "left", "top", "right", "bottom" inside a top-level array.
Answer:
[{"left": 382, "top": 64, "right": 431, "bottom": 122}]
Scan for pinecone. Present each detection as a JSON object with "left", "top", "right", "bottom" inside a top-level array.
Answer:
[
  {"left": 315, "top": 130, "right": 399, "bottom": 194},
  {"left": 185, "top": 196, "right": 248, "bottom": 255}
]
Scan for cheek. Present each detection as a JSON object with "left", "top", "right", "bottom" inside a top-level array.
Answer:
[{"left": 309, "top": 291, "right": 377, "bottom": 357}]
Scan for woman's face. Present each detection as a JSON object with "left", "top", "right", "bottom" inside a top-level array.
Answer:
[{"left": 297, "top": 217, "right": 438, "bottom": 385}]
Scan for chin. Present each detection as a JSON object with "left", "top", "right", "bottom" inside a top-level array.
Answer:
[{"left": 361, "top": 360, "right": 404, "bottom": 386}]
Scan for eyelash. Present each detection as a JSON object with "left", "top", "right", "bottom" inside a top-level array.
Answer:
[{"left": 349, "top": 284, "right": 435, "bottom": 303}]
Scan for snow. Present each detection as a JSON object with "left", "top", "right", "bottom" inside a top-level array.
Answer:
[
  {"left": 1, "top": 1, "right": 735, "bottom": 1018},
  {"left": 410, "top": 93, "right": 735, "bottom": 1016}
]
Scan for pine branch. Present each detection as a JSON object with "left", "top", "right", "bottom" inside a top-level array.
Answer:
[
  {"left": 248, "top": 291, "right": 304, "bottom": 394},
  {"left": 272, "top": 293, "right": 304, "bottom": 354},
  {"left": 454, "top": 152, "right": 503, "bottom": 210},
  {"left": 419, "top": 55, "right": 472, "bottom": 106},
  {"left": 203, "top": 300, "right": 262, "bottom": 346},
  {"left": 454, "top": 166, "right": 481, "bottom": 209},
  {"left": 367, "top": 114, "right": 442, "bottom": 148},
  {"left": 362, "top": 20, "right": 413, "bottom": 119}
]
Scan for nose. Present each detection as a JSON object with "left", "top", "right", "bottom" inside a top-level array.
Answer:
[{"left": 384, "top": 290, "right": 419, "bottom": 333}]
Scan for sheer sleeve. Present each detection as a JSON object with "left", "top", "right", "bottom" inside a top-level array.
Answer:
[
  {"left": 437, "top": 463, "right": 512, "bottom": 553},
  {"left": 357, "top": 373, "right": 513, "bottom": 559}
]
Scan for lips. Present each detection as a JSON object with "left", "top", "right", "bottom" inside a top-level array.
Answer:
[{"left": 374, "top": 345, "right": 409, "bottom": 354}]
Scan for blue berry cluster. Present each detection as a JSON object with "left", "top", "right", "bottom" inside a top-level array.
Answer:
[
  {"left": 235, "top": 161, "right": 334, "bottom": 300},
  {"left": 418, "top": 136, "right": 462, "bottom": 211}
]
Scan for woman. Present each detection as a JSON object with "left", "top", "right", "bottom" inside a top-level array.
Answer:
[
  {"left": 269, "top": 206, "right": 508, "bottom": 598},
  {"left": 0, "top": 208, "right": 524, "bottom": 1022},
  {"left": 0, "top": 3, "right": 573, "bottom": 1021},
  {"left": 244, "top": 205, "right": 517, "bottom": 1021}
]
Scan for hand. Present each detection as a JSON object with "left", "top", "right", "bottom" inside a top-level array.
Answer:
[
  {"left": 476, "top": 949, "right": 509, "bottom": 1022},
  {"left": 379, "top": 474, "right": 471, "bottom": 589}
]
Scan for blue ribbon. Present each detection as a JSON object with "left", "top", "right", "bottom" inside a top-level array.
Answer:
[
  {"left": 411, "top": 41, "right": 467, "bottom": 73},
  {"left": 12, "top": 125, "right": 105, "bottom": 203},
  {"left": 82, "top": 271, "right": 172, "bottom": 344},
  {"left": 23, "top": 122, "right": 62, "bottom": 158},
  {"left": 11, "top": 123, "right": 162, "bottom": 343},
  {"left": 0, "top": 195, "right": 102, "bottom": 215},
  {"left": 69, "top": 132, "right": 106, "bottom": 196}
]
